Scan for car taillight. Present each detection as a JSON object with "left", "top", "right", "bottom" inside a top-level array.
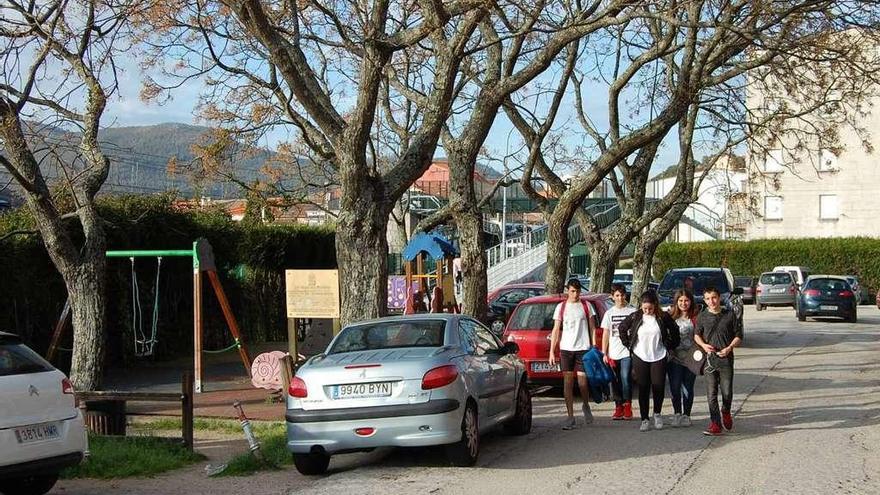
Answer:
[
  {"left": 803, "top": 289, "right": 821, "bottom": 297},
  {"left": 421, "top": 365, "right": 459, "bottom": 390},
  {"left": 789, "top": 285, "right": 796, "bottom": 294},
  {"left": 289, "top": 376, "right": 308, "bottom": 398},
  {"left": 839, "top": 290, "right": 853, "bottom": 297},
  {"left": 756, "top": 286, "right": 762, "bottom": 294},
  {"left": 62, "top": 378, "right": 74, "bottom": 395}
]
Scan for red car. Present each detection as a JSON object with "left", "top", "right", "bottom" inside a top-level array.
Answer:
[{"left": 502, "top": 293, "right": 612, "bottom": 386}]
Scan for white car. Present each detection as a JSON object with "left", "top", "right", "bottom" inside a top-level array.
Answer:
[{"left": 0, "top": 332, "right": 87, "bottom": 495}]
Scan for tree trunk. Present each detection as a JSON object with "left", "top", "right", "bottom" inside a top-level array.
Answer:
[
  {"left": 336, "top": 192, "right": 391, "bottom": 326},
  {"left": 454, "top": 209, "right": 487, "bottom": 319},
  {"left": 64, "top": 250, "right": 107, "bottom": 391},
  {"left": 631, "top": 204, "right": 687, "bottom": 299},
  {"left": 588, "top": 243, "right": 614, "bottom": 294},
  {"left": 545, "top": 212, "right": 571, "bottom": 294}
]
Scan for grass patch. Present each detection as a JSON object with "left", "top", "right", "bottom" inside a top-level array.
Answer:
[
  {"left": 62, "top": 435, "right": 205, "bottom": 479},
  {"left": 214, "top": 431, "right": 291, "bottom": 477},
  {"left": 136, "top": 417, "right": 283, "bottom": 437}
]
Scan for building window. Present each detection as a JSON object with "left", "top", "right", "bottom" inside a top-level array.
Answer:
[
  {"left": 818, "top": 149, "right": 837, "bottom": 171},
  {"left": 820, "top": 194, "right": 839, "bottom": 220},
  {"left": 764, "top": 149, "right": 784, "bottom": 173},
  {"left": 764, "top": 196, "right": 783, "bottom": 220}
]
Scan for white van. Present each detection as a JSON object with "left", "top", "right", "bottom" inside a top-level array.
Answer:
[{"left": 772, "top": 266, "right": 811, "bottom": 286}]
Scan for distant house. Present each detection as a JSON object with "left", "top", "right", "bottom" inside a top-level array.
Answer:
[{"left": 413, "top": 158, "right": 500, "bottom": 198}]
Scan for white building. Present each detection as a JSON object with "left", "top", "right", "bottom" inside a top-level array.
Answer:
[{"left": 647, "top": 155, "right": 748, "bottom": 241}]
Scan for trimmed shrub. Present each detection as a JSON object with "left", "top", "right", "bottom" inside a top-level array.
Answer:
[
  {"left": 655, "top": 238, "right": 880, "bottom": 293},
  {"left": 0, "top": 195, "right": 335, "bottom": 366}
]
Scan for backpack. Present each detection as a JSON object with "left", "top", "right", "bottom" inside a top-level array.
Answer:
[{"left": 582, "top": 347, "right": 614, "bottom": 403}]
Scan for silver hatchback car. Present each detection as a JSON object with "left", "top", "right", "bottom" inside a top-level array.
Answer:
[
  {"left": 756, "top": 271, "right": 797, "bottom": 310},
  {"left": 286, "top": 314, "right": 531, "bottom": 475}
]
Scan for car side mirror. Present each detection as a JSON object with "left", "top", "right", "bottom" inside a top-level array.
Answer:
[
  {"left": 732, "top": 287, "right": 744, "bottom": 295},
  {"left": 502, "top": 341, "right": 519, "bottom": 355}
]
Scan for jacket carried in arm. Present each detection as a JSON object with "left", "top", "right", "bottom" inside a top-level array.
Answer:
[{"left": 618, "top": 310, "right": 681, "bottom": 352}]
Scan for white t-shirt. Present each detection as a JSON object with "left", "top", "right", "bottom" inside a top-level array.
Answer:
[
  {"left": 553, "top": 300, "right": 592, "bottom": 351},
  {"left": 601, "top": 306, "right": 637, "bottom": 360},
  {"left": 633, "top": 314, "right": 667, "bottom": 362}
]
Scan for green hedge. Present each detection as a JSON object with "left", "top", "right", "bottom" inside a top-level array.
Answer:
[
  {"left": 0, "top": 195, "right": 336, "bottom": 366},
  {"left": 655, "top": 238, "right": 880, "bottom": 293}
]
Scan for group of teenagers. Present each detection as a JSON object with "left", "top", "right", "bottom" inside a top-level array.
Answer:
[{"left": 548, "top": 278, "right": 743, "bottom": 436}]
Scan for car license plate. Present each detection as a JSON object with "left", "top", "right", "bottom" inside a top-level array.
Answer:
[
  {"left": 14, "top": 422, "right": 60, "bottom": 444},
  {"left": 820, "top": 305, "right": 838, "bottom": 311},
  {"left": 333, "top": 382, "right": 393, "bottom": 399},
  {"left": 531, "top": 361, "right": 560, "bottom": 373},
  {"left": 770, "top": 288, "right": 786, "bottom": 293}
]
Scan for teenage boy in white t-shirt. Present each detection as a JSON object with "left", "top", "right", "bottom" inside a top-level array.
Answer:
[
  {"left": 549, "top": 278, "right": 596, "bottom": 430},
  {"left": 601, "top": 284, "right": 637, "bottom": 420}
]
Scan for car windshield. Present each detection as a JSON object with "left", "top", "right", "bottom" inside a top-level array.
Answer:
[
  {"left": 806, "top": 278, "right": 850, "bottom": 291},
  {"left": 734, "top": 277, "right": 752, "bottom": 286},
  {"left": 613, "top": 274, "right": 633, "bottom": 282},
  {"left": 761, "top": 273, "right": 792, "bottom": 285},
  {"left": 0, "top": 342, "right": 54, "bottom": 377},
  {"left": 660, "top": 271, "right": 729, "bottom": 294},
  {"left": 507, "top": 303, "right": 559, "bottom": 331},
  {"left": 328, "top": 320, "right": 446, "bottom": 354}
]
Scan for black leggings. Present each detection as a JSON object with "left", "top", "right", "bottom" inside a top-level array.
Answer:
[{"left": 632, "top": 354, "right": 666, "bottom": 421}]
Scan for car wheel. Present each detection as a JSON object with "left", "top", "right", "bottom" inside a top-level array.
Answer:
[
  {"left": 797, "top": 310, "right": 806, "bottom": 322},
  {"left": 491, "top": 319, "right": 505, "bottom": 335},
  {"left": 292, "top": 451, "right": 331, "bottom": 475},
  {"left": 755, "top": 301, "right": 763, "bottom": 311},
  {"left": 446, "top": 401, "right": 479, "bottom": 467},
  {"left": 849, "top": 309, "right": 857, "bottom": 323},
  {"left": 504, "top": 381, "right": 532, "bottom": 435},
  {"left": 2, "top": 474, "right": 59, "bottom": 495}
]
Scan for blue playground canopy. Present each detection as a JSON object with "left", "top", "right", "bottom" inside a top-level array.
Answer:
[{"left": 402, "top": 232, "right": 458, "bottom": 261}]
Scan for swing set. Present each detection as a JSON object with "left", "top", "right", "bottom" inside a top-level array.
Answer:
[{"left": 47, "top": 238, "right": 251, "bottom": 393}]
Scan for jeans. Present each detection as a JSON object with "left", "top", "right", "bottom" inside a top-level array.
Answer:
[
  {"left": 706, "top": 354, "right": 734, "bottom": 424},
  {"left": 632, "top": 355, "right": 666, "bottom": 421},
  {"left": 610, "top": 357, "right": 632, "bottom": 405},
  {"left": 667, "top": 360, "right": 696, "bottom": 416}
]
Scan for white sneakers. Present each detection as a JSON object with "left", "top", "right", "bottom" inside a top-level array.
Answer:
[
  {"left": 680, "top": 415, "right": 692, "bottom": 427},
  {"left": 640, "top": 419, "right": 651, "bottom": 432},
  {"left": 654, "top": 413, "right": 664, "bottom": 430},
  {"left": 672, "top": 413, "right": 682, "bottom": 427}
]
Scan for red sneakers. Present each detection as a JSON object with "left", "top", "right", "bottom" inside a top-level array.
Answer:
[
  {"left": 623, "top": 401, "right": 633, "bottom": 420},
  {"left": 722, "top": 412, "right": 734, "bottom": 431},
  {"left": 703, "top": 421, "right": 723, "bottom": 436},
  {"left": 612, "top": 404, "right": 624, "bottom": 420}
]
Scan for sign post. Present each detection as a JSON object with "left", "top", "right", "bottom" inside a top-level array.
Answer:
[{"left": 285, "top": 269, "right": 341, "bottom": 356}]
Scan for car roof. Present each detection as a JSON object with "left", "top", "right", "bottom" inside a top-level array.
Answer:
[
  {"left": 761, "top": 271, "right": 793, "bottom": 275},
  {"left": 497, "top": 282, "right": 545, "bottom": 289},
  {"left": 344, "top": 313, "right": 460, "bottom": 327},
  {"left": 805, "top": 275, "right": 848, "bottom": 281},
  {"left": 518, "top": 293, "right": 600, "bottom": 304},
  {"left": 665, "top": 267, "right": 726, "bottom": 272}
]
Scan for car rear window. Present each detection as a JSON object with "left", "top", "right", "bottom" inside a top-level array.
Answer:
[
  {"left": 734, "top": 277, "right": 752, "bottom": 286},
  {"left": 0, "top": 342, "right": 54, "bottom": 376},
  {"left": 806, "top": 278, "right": 850, "bottom": 291},
  {"left": 660, "top": 271, "right": 730, "bottom": 293},
  {"left": 508, "top": 303, "right": 557, "bottom": 331},
  {"left": 760, "top": 273, "right": 792, "bottom": 285},
  {"left": 328, "top": 320, "right": 446, "bottom": 354}
]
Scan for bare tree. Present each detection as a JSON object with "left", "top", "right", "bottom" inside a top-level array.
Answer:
[
  {"left": 0, "top": 0, "right": 137, "bottom": 389},
  {"left": 143, "top": 0, "right": 488, "bottom": 323},
  {"left": 512, "top": 1, "right": 880, "bottom": 294}
]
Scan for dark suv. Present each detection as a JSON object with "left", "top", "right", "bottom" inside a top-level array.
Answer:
[{"left": 657, "top": 267, "right": 744, "bottom": 323}]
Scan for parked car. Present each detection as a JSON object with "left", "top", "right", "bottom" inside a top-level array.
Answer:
[
  {"left": 796, "top": 276, "right": 858, "bottom": 323},
  {"left": 285, "top": 314, "right": 531, "bottom": 474},
  {"left": 876, "top": 288, "right": 880, "bottom": 309},
  {"left": 772, "top": 265, "right": 811, "bottom": 287},
  {"left": 501, "top": 293, "right": 612, "bottom": 387},
  {"left": 844, "top": 276, "right": 869, "bottom": 305},
  {"left": 755, "top": 271, "right": 798, "bottom": 310},
  {"left": 734, "top": 276, "right": 757, "bottom": 304},
  {"left": 657, "top": 267, "right": 744, "bottom": 323},
  {"left": 0, "top": 332, "right": 87, "bottom": 495},
  {"left": 486, "top": 282, "right": 546, "bottom": 334}
]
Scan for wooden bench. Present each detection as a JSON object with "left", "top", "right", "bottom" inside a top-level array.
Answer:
[{"left": 75, "top": 372, "right": 194, "bottom": 451}]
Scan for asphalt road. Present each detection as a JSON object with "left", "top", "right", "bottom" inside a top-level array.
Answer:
[{"left": 55, "top": 305, "right": 880, "bottom": 495}]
